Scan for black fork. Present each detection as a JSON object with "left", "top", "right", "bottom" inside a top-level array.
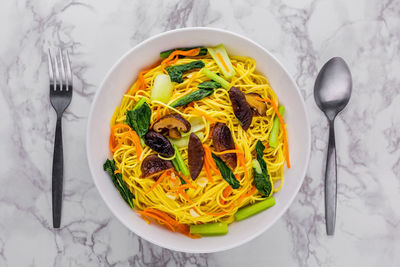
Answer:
[{"left": 48, "top": 49, "right": 73, "bottom": 228}]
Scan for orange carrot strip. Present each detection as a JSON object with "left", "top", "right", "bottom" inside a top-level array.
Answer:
[
  {"left": 220, "top": 185, "right": 233, "bottom": 205},
  {"left": 109, "top": 124, "right": 132, "bottom": 152},
  {"left": 141, "top": 208, "right": 198, "bottom": 238},
  {"left": 223, "top": 186, "right": 233, "bottom": 198},
  {"left": 203, "top": 160, "right": 213, "bottom": 182},
  {"left": 216, "top": 52, "right": 229, "bottom": 73},
  {"left": 146, "top": 171, "right": 170, "bottom": 194},
  {"left": 129, "top": 130, "right": 143, "bottom": 160},
  {"left": 255, "top": 97, "right": 291, "bottom": 168},
  {"left": 137, "top": 211, "right": 175, "bottom": 232},
  {"left": 160, "top": 48, "right": 201, "bottom": 72}
]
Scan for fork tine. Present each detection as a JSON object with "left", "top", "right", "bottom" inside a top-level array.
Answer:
[
  {"left": 48, "top": 50, "right": 54, "bottom": 86},
  {"left": 65, "top": 50, "right": 72, "bottom": 90},
  {"left": 58, "top": 49, "right": 66, "bottom": 91},
  {"left": 54, "top": 50, "right": 60, "bottom": 91}
]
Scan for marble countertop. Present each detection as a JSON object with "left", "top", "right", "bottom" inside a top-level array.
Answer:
[{"left": 1, "top": 0, "right": 399, "bottom": 266}]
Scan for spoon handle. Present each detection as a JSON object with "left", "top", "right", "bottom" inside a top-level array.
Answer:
[{"left": 325, "top": 119, "right": 337, "bottom": 235}]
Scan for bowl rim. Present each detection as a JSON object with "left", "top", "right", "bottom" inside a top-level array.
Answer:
[{"left": 86, "top": 26, "right": 311, "bottom": 253}]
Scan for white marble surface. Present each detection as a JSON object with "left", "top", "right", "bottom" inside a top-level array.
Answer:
[{"left": 1, "top": 0, "right": 399, "bottom": 266}]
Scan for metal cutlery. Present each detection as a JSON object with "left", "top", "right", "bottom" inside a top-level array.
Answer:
[
  {"left": 314, "top": 57, "right": 352, "bottom": 235},
  {"left": 48, "top": 49, "right": 73, "bottom": 228}
]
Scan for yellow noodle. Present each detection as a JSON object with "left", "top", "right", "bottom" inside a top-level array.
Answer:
[{"left": 109, "top": 54, "right": 287, "bottom": 225}]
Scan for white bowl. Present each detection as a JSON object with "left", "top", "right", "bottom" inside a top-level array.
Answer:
[{"left": 87, "top": 27, "right": 311, "bottom": 253}]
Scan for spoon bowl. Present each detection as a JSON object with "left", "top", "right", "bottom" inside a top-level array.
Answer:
[{"left": 314, "top": 57, "right": 352, "bottom": 120}]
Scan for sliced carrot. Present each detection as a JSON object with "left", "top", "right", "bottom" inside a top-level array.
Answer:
[
  {"left": 160, "top": 48, "right": 201, "bottom": 73},
  {"left": 109, "top": 124, "right": 132, "bottom": 152},
  {"left": 128, "top": 130, "right": 143, "bottom": 160},
  {"left": 203, "top": 144, "right": 219, "bottom": 174},
  {"left": 220, "top": 185, "right": 233, "bottom": 205},
  {"left": 255, "top": 97, "right": 291, "bottom": 168},
  {"left": 137, "top": 211, "right": 175, "bottom": 232},
  {"left": 203, "top": 160, "right": 213, "bottom": 183},
  {"left": 145, "top": 171, "right": 170, "bottom": 194},
  {"left": 138, "top": 208, "right": 199, "bottom": 238}
]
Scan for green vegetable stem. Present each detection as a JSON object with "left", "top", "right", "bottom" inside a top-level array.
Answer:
[
  {"left": 171, "top": 144, "right": 190, "bottom": 177},
  {"left": 190, "top": 222, "right": 228, "bottom": 236},
  {"left": 201, "top": 68, "right": 230, "bottom": 89},
  {"left": 269, "top": 106, "right": 285, "bottom": 148},
  {"left": 234, "top": 197, "right": 275, "bottom": 221}
]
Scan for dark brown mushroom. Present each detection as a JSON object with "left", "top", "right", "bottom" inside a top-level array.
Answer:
[
  {"left": 145, "top": 131, "right": 174, "bottom": 157},
  {"left": 168, "top": 128, "right": 181, "bottom": 139},
  {"left": 229, "top": 87, "right": 253, "bottom": 130},
  {"left": 140, "top": 154, "right": 173, "bottom": 178},
  {"left": 188, "top": 133, "right": 205, "bottom": 180},
  {"left": 153, "top": 114, "right": 191, "bottom": 138},
  {"left": 245, "top": 93, "right": 267, "bottom": 116},
  {"left": 212, "top": 122, "right": 237, "bottom": 169}
]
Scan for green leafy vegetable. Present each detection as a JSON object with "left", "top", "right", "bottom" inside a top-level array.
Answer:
[
  {"left": 166, "top": 60, "right": 205, "bottom": 83},
  {"left": 170, "top": 80, "right": 221, "bottom": 108},
  {"left": 234, "top": 197, "right": 275, "bottom": 221},
  {"left": 212, "top": 153, "right": 240, "bottom": 189},
  {"left": 269, "top": 106, "right": 285, "bottom": 148},
  {"left": 190, "top": 222, "right": 228, "bottom": 236},
  {"left": 197, "top": 80, "right": 221, "bottom": 90},
  {"left": 201, "top": 68, "right": 230, "bottom": 89},
  {"left": 103, "top": 159, "right": 135, "bottom": 208},
  {"left": 160, "top": 47, "right": 208, "bottom": 59},
  {"left": 125, "top": 98, "right": 151, "bottom": 139},
  {"left": 253, "top": 140, "right": 272, "bottom": 197},
  {"left": 207, "top": 44, "right": 236, "bottom": 79},
  {"left": 171, "top": 89, "right": 213, "bottom": 108}
]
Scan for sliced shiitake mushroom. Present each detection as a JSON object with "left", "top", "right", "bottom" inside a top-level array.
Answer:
[
  {"left": 140, "top": 154, "right": 173, "bottom": 178},
  {"left": 153, "top": 114, "right": 191, "bottom": 139},
  {"left": 168, "top": 128, "right": 181, "bottom": 139},
  {"left": 245, "top": 93, "right": 267, "bottom": 116},
  {"left": 144, "top": 131, "right": 174, "bottom": 157},
  {"left": 212, "top": 122, "right": 237, "bottom": 169},
  {"left": 229, "top": 87, "right": 253, "bottom": 130},
  {"left": 188, "top": 133, "right": 204, "bottom": 180}
]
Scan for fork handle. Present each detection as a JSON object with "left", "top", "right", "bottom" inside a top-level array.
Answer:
[
  {"left": 52, "top": 116, "right": 64, "bottom": 228},
  {"left": 325, "top": 119, "right": 337, "bottom": 235}
]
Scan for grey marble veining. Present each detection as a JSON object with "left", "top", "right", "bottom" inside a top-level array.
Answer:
[{"left": 0, "top": 0, "right": 399, "bottom": 266}]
